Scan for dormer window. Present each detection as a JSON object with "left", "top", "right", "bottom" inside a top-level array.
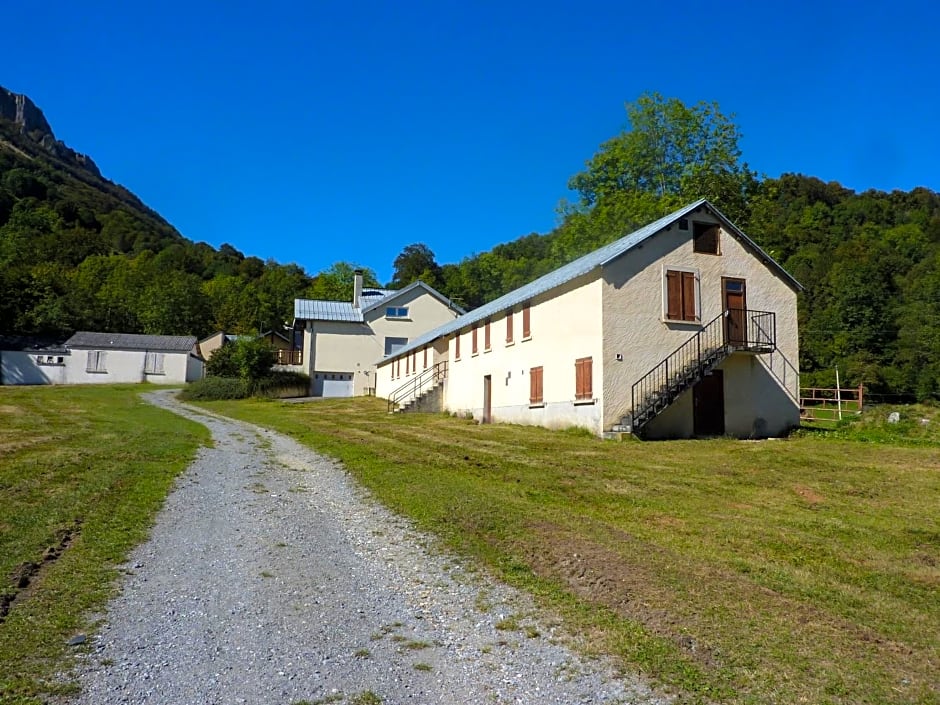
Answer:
[{"left": 386, "top": 307, "right": 409, "bottom": 319}]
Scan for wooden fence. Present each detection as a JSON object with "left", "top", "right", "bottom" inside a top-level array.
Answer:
[{"left": 800, "top": 384, "right": 865, "bottom": 422}]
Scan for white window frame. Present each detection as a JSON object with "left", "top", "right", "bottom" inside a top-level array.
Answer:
[
  {"left": 662, "top": 265, "right": 701, "bottom": 323},
  {"left": 386, "top": 306, "right": 409, "bottom": 319}
]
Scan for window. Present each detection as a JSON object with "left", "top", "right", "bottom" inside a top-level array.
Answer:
[
  {"left": 455, "top": 331, "right": 461, "bottom": 359},
  {"left": 575, "top": 357, "right": 593, "bottom": 400},
  {"left": 384, "top": 336, "right": 408, "bottom": 356},
  {"left": 86, "top": 350, "right": 107, "bottom": 373},
  {"left": 386, "top": 306, "right": 409, "bottom": 318},
  {"left": 522, "top": 303, "right": 531, "bottom": 339},
  {"left": 529, "top": 366, "right": 543, "bottom": 405},
  {"left": 405, "top": 354, "right": 410, "bottom": 375},
  {"left": 484, "top": 319, "right": 491, "bottom": 351},
  {"left": 144, "top": 352, "right": 165, "bottom": 375},
  {"left": 423, "top": 346, "right": 428, "bottom": 369},
  {"left": 412, "top": 350, "right": 417, "bottom": 373},
  {"left": 506, "top": 310, "right": 514, "bottom": 344},
  {"left": 693, "top": 222, "right": 720, "bottom": 255},
  {"left": 472, "top": 325, "right": 478, "bottom": 354},
  {"left": 665, "top": 269, "right": 698, "bottom": 322},
  {"left": 396, "top": 358, "right": 400, "bottom": 378}
]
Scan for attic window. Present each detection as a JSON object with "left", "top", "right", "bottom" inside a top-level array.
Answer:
[
  {"left": 693, "top": 222, "right": 720, "bottom": 255},
  {"left": 386, "top": 307, "right": 409, "bottom": 318},
  {"left": 678, "top": 218, "right": 689, "bottom": 231}
]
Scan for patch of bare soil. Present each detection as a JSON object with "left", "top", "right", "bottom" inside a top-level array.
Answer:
[
  {"left": 0, "top": 405, "right": 20, "bottom": 414},
  {"left": 1, "top": 520, "right": 81, "bottom": 622},
  {"left": 794, "top": 484, "right": 825, "bottom": 505}
]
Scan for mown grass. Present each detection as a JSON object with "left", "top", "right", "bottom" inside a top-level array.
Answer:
[
  {"left": 0, "top": 385, "right": 209, "bottom": 704},
  {"left": 201, "top": 396, "right": 940, "bottom": 705}
]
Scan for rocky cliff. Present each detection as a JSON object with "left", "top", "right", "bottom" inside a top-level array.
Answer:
[{"left": 0, "top": 86, "right": 101, "bottom": 177}]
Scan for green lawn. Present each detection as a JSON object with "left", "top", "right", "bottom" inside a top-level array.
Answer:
[
  {"left": 0, "top": 386, "right": 209, "bottom": 704},
  {"left": 201, "top": 397, "right": 940, "bottom": 705}
]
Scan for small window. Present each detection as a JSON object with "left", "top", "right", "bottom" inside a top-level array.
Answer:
[
  {"left": 506, "top": 310, "right": 514, "bottom": 344},
  {"left": 405, "top": 354, "right": 410, "bottom": 375},
  {"left": 144, "top": 352, "right": 165, "bottom": 375},
  {"left": 529, "top": 366, "right": 543, "bottom": 405},
  {"left": 396, "top": 358, "right": 400, "bottom": 378},
  {"left": 522, "top": 303, "right": 531, "bottom": 339},
  {"left": 384, "top": 336, "right": 408, "bottom": 356},
  {"left": 575, "top": 357, "right": 593, "bottom": 400},
  {"left": 678, "top": 218, "right": 689, "bottom": 231},
  {"left": 472, "top": 325, "right": 478, "bottom": 354},
  {"left": 484, "top": 319, "right": 491, "bottom": 351},
  {"left": 455, "top": 331, "right": 461, "bottom": 360},
  {"left": 86, "top": 350, "right": 108, "bottom": 373},
  {"left": 693, "top": 222, "right": 720, "bottom": 255},
  {"left": 665, "top": 269, "right": 698, "bottom": 322},
  {"left": 386, "top": 306, "right": 409, "bottom": 318},
  {"left": 423, "top": 346, "right": 428, "bottom": 369}
]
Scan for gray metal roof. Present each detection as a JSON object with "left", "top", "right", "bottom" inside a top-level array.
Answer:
[
  {"left": 295, "top": 282, "right": 465, "bottom": 322},
  {"left": 66, "top": 331, "right": 198, "bottom": 352},
  {"left": 380, "top": 199, "right": 802, "bottom": 364}
]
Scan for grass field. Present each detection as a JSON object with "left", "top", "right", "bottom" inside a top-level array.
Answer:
[
  {"left": 0, "top": 386, "right": 209, "bottom": 704},
  {"left": 201, "top": 397, "right": 940, "bottom": 705}
]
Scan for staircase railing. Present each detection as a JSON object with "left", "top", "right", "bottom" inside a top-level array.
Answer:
[
  {"left": 387, "top": 360, "right": 448, "bottom": 412},
  {"left": 630, "top": 309, "right": 775, "bottom": 432}
]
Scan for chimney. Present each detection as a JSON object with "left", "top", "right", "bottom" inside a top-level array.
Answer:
[{"left": 353, "top": 269, "right": 363, "bottom": 307}]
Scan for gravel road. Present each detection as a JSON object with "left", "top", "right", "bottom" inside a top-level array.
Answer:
[{"left": 71, "top": 390, "right": 666, "bottom": 705}]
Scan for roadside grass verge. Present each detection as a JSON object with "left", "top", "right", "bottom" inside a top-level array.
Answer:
[
  {"left": 0, "top": 385, "right": 209, "bottom": 704},
  {"left": 200, "top": 396, "right": 940, "bottom": 705}
]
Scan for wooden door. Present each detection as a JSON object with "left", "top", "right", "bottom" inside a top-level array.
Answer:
[
  {"left": 693, "top": 370, "right": 725, "bottom": 436},
  {"left": 723, "top": 278, "right": 747, "bottom": 347},
  {"left": 482, "top": 375, "right": 492, "bottom": 424}
]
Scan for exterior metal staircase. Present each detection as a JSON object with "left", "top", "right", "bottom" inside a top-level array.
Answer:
[
  {"left": 628, "top": 309, "right": 776, "bottom": 434},
  {"left": 387, "top": 360, "right": 448, "bottom": 413}
]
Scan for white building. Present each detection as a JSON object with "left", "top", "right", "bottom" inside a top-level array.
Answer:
[
  {"left": 376, "top": 199, "right": 802, "bottom": 439},
  {"left": 0, "top": 332, "right": 204, "bottom": 385},
  {"left": 290, "top": 274, "right": 463, "bottom": 397}
]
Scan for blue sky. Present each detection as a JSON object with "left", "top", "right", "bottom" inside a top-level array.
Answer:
[{"left": 6, "top": 1, "right": 939, "bottom": 283}]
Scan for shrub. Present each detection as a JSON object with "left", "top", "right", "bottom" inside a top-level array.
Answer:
[
  {"left": 179, "top": 377, "right": 250, "bottom": 401},
  {"left": 205, "top": 338, "right": 276, "bottom": 381}
]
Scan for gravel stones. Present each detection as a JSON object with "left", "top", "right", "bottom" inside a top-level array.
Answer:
[{"left": 71, "top": 390, "right": 667, "bottom": 704}]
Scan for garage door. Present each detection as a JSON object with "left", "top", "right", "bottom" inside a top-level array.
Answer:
[{"left": 313, "top": 371, "right": 354, "bottom": 397}]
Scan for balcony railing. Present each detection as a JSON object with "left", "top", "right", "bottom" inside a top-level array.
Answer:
[{"left": 274, "top": 349, "right": 303, "bottom": 366}]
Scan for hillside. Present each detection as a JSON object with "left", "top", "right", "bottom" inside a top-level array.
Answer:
[{"left": 0, "top": 86, "right": 313, "bottom": 339}]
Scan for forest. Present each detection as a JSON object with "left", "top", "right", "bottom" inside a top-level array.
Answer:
[{"left": 1, "top": 92, "right": 938, "bottom": 399}]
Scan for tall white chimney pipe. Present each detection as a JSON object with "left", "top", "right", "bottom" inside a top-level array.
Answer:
[{"left": 353, "top": 269, "right": 363, "bottom": 308}]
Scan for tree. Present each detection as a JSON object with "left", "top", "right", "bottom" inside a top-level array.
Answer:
[
  {"left": 390, "top": 244, "right": 442, "bottom": 289},
  {"left": 306, "top": 262, "right": 380, "bottom": 302},
  {"left": 567, "top": 92, "right": 752, "bottom": 213}
]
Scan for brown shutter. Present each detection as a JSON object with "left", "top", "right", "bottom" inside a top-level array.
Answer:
[
  {"left": 522, "top": 303, "right": 531, "bottom": 338},
  {"left": 485, "top": 320, "right": 491, "bottom": 350},
  {"left": 396, "top": 358, "right": 400, "bottom": 378},
  {"left": 506, "top": 310, "right": 513, "bottom": 343},
  {"left": 405, "top": 354, "right": 409, "bottom": 375},
  {"left": 666, "top": 270, "right": 681, "bottom": 319},
  {"left": 681, "top": 271, "right": 696, "bottom": 321},
  {"left": 423, "top": 346, "right": 428, "bottom": 369},
  {"left": 472, "top": 325, "right": 478, "bottom": 354},
  {"left": 575, "top": 357, "right": 593, "bottom": 399},
  {"left": 530, "top": 366, "right": 543, "bottom": 404}
]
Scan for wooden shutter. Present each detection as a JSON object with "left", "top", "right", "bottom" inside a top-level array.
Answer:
[
  {"left": 396, "top": 358, "right": 400, "bottom": 378},
  {"left": 666, "top": 270, "right": 682, "bottom": 320},
  {"left": 522, "top": 303, "right": 531, "bottom": 338},
  {"left": 455, "top": 331, "right": 461, "bottom": 359},
  {"left": 575, "top": 357, "right": 593, "bottom": 400},
  {"left": 423, "top": 346, "right": 428, "bottom": 369},
  {"left": 472, "top": 325, "right": 478, "bottom": 354},
  {"left": 681, "top": 271, "right": 696, "bottom": 321},
  {"left": 506, "top": 310, "right": 514, "bottom": 343},
  {"left": 412, "top": 350, "right": 417, "bottom": 373},
  {"left": 405, "top": 353, "right": 409, "bottom": 375},
  {"left": 484, "top": 320, "right": 491, "bottom": 350},
  {"left": 530, "top": 366, "right": 543, "bottom": 404}
]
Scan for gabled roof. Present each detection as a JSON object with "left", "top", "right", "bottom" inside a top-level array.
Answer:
[
  {"left": 380, "top": 199, "right": 802, "bottom": 364},
  {"left": 294, "top": 281, "right": 465, "bottom": 323},
  {"left": 66, "top": 331, "right": 197, "bottom": 353},
  {"left": 0, "top": 334, "right": 69, "bottom": 353}
]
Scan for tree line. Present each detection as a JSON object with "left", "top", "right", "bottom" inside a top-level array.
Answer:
[{"left": 1, "top": 93, "right": 938, "bottom": 398}]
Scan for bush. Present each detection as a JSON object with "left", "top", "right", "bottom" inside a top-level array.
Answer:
[
  {"left": 205, "top": 338, "right": 276, "bottom": 381},
  {"left": 179, "top": 377, "right": 250, "bottom": 401},
  {"left": 253, "top": 371, "right": 310, "bottom": 398}
]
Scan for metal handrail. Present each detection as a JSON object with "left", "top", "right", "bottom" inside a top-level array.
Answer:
[
  {"left": 387, "top": 360, "right": 448, "bottom": 412},
  {"left": 630, "top": 309, "right": 775, "bottom": 431}
]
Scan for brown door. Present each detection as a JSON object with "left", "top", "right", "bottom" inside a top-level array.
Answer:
[
  {"left": 693, "top": 370, "right": 725, "bottom": 436},
  {"left": 482, "top": 375, "right": 492, "bottom": 424},
  {"left": 723, "top": 278, "right": 747, "bottom": 347}
]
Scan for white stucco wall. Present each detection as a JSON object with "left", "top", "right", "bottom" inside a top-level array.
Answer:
[
  {"left": 387, "top": 274, "right": 606, "bottom": 433},
  {"left": 601, "top": 208, "right": 800, "bottom": 437},
  {"left": 304, "top": 288, "right": 460, "bottom": 396},
  {"left": 65, "top": 348, "right": 193, "bottom": 384}
]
